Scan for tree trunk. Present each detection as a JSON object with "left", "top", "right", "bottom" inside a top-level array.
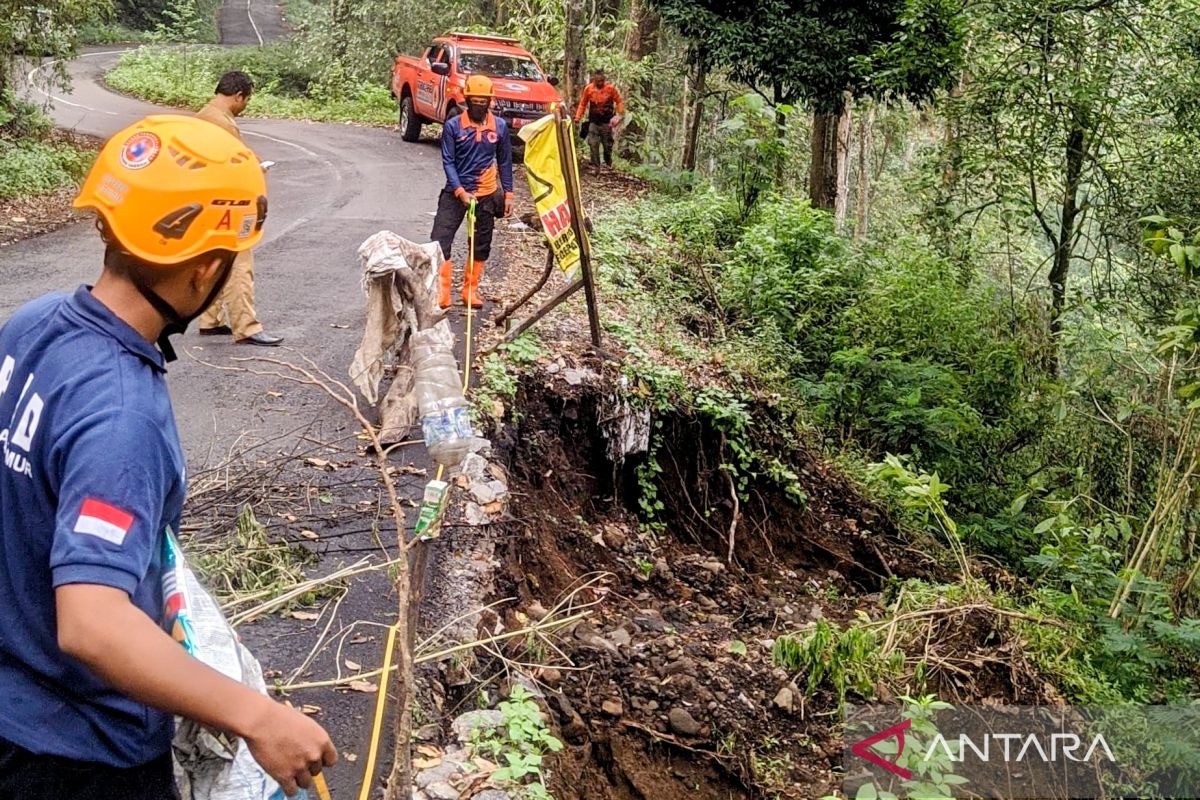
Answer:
[
  {"left": 1049, "top": 122, "right": 1086, "bottom": 339},
  {"left": 331, "top": 0, "right": 350, "bottom": 66},
  {"left": 682, "top": 57, "right": 707, "bottom": 172},
  {"left": 618, "top": 0, "right": 660, "bottom": 162},
  {"left": 833, "top": 93, "right": 853, "bottom": 229},
  {"left": 853, "top": 103, "right": 876, "bottom": 241},
  {"left": 564, "top": 0, "right": 587, "bottom": 109},
  {"left": 809, "top": 101, "right": 850, "bottom": 211}
]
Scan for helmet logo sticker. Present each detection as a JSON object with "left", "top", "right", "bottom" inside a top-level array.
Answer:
[
  {"left": 120, "top": 132, "right": 161, "bottom": 170},
  {"left": 238, "top": 214, "right": 254, "bottom": 239}
]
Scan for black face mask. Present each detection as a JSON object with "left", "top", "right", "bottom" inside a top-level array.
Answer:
[
  {"left": 467, "top": 103, "right": 489, "bottom": 123},
  {"left": 131, "top": 252, "right": 236, "bottom": 362}
]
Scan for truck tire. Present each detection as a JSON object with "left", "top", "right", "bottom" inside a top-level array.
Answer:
[{"left": 399, "top": 96, "right": 423, "bottom": 142}]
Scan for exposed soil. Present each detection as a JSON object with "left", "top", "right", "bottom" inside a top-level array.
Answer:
[
  {"left": 478, "top": 370, "right": 1059, "bottom": 799},
  {"left": 0, "top": 131, "right": 101, "bottom": 247}
]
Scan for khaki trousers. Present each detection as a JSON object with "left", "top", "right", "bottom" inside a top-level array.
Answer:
[{"left": 198, "top": 249, "right": 263, "bottom": 339}]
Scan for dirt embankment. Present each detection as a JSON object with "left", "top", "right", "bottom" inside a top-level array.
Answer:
[{"left": 459, "top": 366, "right": 1049, "bottom": 799}]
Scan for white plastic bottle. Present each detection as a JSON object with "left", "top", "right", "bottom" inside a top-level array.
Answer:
[{"left": 410, "top": 329, "right": 484, "bottom": 467}]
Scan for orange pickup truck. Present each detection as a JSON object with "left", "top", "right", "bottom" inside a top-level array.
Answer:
[{"left": 391, "top": 32, "right": 564, "bottom": 143}]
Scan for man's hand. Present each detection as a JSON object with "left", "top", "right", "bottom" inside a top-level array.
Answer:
[
  {"left": 455, "top": 188, "right": 477, "bottom": 207},
  {"left": 610, "top": 115, "right": 622, "bottom": 128},
  {"left": 503, "top": 193, "right": 514, "bottom": 217},
  {"left": 56, "top": 584, "right": 337, "bottom": 797},
  {"left": 242, "top": 699, "right": 337, "bottom": 796}
]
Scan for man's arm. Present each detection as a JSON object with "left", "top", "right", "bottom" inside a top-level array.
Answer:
[
  {"left": 58, "top": 584, "right": 335, "bottom": 796},
  {"left": 574, "top": 86, "right": 591, "bottom": 123},
  {"left": 499, "top": 122, "right": 514, "bottom": 216},
  {"left": 49, "top": 411, "right": 334, "bottom": 796},
  {"left": 442, "top": 120, "right": 464, "bottom": 193},
  {"left": 613, "top": 86, "right": 625, "bottom": 116}
]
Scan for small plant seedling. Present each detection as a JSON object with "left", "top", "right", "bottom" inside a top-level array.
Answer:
[{"left": 468, "top": 685, "right": 563, "bottom": 799}]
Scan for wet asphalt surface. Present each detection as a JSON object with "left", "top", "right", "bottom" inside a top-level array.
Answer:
[{"left": 1, "top": 1, "right": 485, "bottom": 794}]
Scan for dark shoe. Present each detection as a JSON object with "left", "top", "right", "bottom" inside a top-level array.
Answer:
[
  {"left": 199, "top": 325, "right": 232, "bottom": 336},
  {"left": 237, "top": 332, "right": 283, "bottom": 346}
]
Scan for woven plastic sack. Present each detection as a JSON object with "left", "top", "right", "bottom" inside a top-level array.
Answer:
[{"left": 163, "top": 530, "right": 305, "bottom": 800}]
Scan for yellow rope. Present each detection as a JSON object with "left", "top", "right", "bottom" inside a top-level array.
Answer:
[
  {"left": 355, "top": 622, "right": 398, "bottom": 800},
  {"left": 356, "top": 199, "right": 479, "bottom": 798}
]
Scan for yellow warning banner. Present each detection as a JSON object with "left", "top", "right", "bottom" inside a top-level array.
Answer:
[{"left": 518, "top": 114, "right": 584, "bottom": 280}]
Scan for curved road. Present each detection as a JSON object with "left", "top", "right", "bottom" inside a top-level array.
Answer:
[
  {"left": 5, "top": 5, "right": 451, "bottom": 461},
  {"left": 3, "top": 2, "right": 479, "bottom": 793}
]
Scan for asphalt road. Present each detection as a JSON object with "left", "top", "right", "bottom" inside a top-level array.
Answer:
[
  {"left": 2, "top": 2, "right": 481, "bottom": 793},
  {"left": 5, "top": 14, "right": 449, "bottom": 463}
]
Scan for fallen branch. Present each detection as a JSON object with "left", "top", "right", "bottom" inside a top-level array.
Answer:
[
  {"left": 870, "top": 603, "right": 1069, "bottom": 632},
  {"left": 619, "top": 719, "right": 735, "bottom": 762},
  {"left": 227, "top": 557, "right": 382, "bottom": 626},
  {"left": 278, "top": 611, "right": 591, "bottom": 692}
]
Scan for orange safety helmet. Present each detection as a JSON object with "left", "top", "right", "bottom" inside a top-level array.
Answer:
[
  {"left": 74, "top": 115, "right": 268, "bottom": 266},
  {"left": 464, "top": 74, "right": 495, "bottom": 99}
]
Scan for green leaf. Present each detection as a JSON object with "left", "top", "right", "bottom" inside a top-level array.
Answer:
[
  {"left": 1033, "top": 515, "right": 1058, "bottom": 535},
  {"left": 1171, "top": 243, "right": 1188, "bottom": 271},
  {"left": 728, "top": 640, "right": 748, "bottom": 656}
]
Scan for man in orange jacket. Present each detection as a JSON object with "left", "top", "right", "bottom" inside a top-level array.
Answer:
[
  {"left": 574, "top": 69, "right": 624, "bottom": 168},
  {"left": 430, "top": 75, "right": 514, "bottom": 309}
]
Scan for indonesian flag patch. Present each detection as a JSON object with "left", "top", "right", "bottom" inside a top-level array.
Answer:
[{"left": 74, "top": 498, "right": 135, "bottom": 545}]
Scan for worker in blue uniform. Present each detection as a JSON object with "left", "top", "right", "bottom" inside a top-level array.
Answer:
[
  {"left": 0, "top": 115, "right": 335, "bottom": 799},
  {"left": 430, "top": 74, "right": 514, "bottom": 309}
]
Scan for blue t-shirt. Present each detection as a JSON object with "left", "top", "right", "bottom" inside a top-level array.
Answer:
[{"left": 0, "top": 286, "right": 186, "bottom": 767}]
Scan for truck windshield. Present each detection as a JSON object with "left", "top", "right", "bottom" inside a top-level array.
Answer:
[{"left": 459, "top": 51, "right": 543, "bottom": 81}]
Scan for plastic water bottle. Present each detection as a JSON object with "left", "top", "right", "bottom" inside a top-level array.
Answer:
[{"left": 411, "top": 329, "right": 484, "bottom": 467}]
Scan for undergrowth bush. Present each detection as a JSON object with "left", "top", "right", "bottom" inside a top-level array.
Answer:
[
  {"left": 597, "top": 191, "right": 1051, "bottom": 523},
  {"left": 107, "top": 46, "right": 395, "bottom": 125},
  {"left": 0, "top": 139, "right": 92, "bottom": 199},
  {"left": 0, "top": 94, "right": 91, "bottom": 199},
  {"left": 590, "top": 187, "right": 1200, "bottom": 708},
  {"left": 0, "top": 99, "right": 93, "bottom": 201}
]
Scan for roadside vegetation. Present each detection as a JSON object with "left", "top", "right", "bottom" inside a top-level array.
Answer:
[
  {"left": 0, "top": 98, "right": 92, "bottom": 200},
  {"left": 467, "top": 0, "right": 1200, "bottom": 795},
  {"left": 106, "top": 45, "right": 396, "bottom": 124},
  {"left": 104, "top": 0, "right": 434, "bottom": 125},
  {"left": 2, "top": 0, "right": 220, "bottom": 211}
]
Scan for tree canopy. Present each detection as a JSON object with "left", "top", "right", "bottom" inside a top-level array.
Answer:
[{"left": 649, "top": 0, "right": 965, "bottom": 111}]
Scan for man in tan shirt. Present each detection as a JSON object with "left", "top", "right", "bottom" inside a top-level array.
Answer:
[{"left": 195, "top": 71, "right": 283, "bottom": 346}]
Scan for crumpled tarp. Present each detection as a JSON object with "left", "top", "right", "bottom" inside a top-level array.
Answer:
[{"left": 349, "top": 232, "right": 446, "bottom": 404}]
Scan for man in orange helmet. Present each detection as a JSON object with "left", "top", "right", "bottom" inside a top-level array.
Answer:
[
  {"left": 194, "top": 70, "right": 283, "bottom": 346},
  {"left": 0, "top": 115, "right": 334, "bottom": 798},
  {"left": 431, "top": 73, "right": 514, "bottom": 309},
  {"left": 574, "top": 69, "right": 624, "bottom": 168}
]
